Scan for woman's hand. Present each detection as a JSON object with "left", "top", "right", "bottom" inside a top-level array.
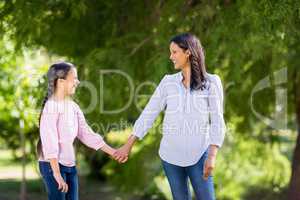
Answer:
[
  {"left": 53, "top": 172, "right": 68, "bottom": 193},
  {"left": 203, "top": 155, "right": 216, "bottom": 180},
  {"left": 203, "top": 145, "right": 218, "bottom": 180}
]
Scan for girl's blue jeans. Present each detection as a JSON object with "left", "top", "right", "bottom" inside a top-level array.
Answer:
[{"left": 39, "top": 161, "right": 78, "bottom": 200}]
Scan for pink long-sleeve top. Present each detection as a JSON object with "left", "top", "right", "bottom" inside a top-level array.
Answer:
[{"left": 38, "top": 99, "right": 106, "bottom": 167}]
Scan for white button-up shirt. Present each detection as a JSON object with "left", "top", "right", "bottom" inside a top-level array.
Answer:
[{"left": 133, "top": 72, "right": 226, "bottom": 167}]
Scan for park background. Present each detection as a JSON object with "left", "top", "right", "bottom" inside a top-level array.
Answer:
[{"left": 0, "top": 0, "right": 300, "bottom": 199}]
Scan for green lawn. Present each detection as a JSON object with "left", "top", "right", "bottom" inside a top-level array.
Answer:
[{"left": 0, "top": 150, "right": 141, "bottom": 200}]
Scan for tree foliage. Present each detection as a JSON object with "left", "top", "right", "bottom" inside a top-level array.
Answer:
[{"left": 0, "top": 0, "right": 299, "bottom": 199}]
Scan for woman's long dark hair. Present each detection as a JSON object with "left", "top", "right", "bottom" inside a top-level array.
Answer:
[
  {"left": 37, "top": 62, "right": 75, "bottom": 158},
  {"left": 170, "top": 33, "right": 207, "bottom": 90}
]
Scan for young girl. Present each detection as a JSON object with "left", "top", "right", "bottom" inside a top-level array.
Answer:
[
  {"left": 114, "top": 33, "right": 226, "bottom": 200},
  {"left": 37, "top": 62, "right": 124, "bottom": 200}
]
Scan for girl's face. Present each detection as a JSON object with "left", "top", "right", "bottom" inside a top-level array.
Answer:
[
  {"left": 169, "top": 42, "right": 190, "bottom": 70},
  {"left": 63, "top": 67, "right": 80, "bottom": 96}
]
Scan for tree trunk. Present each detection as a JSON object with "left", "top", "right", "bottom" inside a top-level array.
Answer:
[
  {"left": 288, "top": 71, "right": 300, "bottom": 200},
  {"left": 19, "top": 119, "right": 27, "bottom": 200}
]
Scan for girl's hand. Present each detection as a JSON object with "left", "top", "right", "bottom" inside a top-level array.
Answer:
[
  {"left": 53, "top": 172, "right": 68, "bottom": 193},
  {"left": 203, "top": 155, "right": 216, "bottom": 180},
  {"left": 113, "top": 144, "right": 131, "bottom": 163},
  {"left": 113, "top": 134, "right": 137, "bottom": 164}
]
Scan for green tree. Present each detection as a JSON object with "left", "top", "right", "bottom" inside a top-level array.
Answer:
[{"left": 0, "top": 0, "right": 299, "bottom": 199}]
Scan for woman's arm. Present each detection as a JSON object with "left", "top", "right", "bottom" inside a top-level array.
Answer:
[
  {"left": 131, "top": 75, "right": 168, "bottom": 140},
  {"left": 208, "top": 75, "right": 226, "bottom": 147},
  {"left": 114, "top": 75, "right": 168, "bottom": 163},
  {"left": 203, "top": 75, "right": 226, "bottom": 180},
  {"left": 114, "top": 75, "right": 167, "bottom": 163}
]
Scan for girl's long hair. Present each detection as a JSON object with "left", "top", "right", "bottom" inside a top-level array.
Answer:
[
  {"left": 170, "top": 33, "right": 207, "bottom": 90},
  {"left": 37, "top": 62, "right": 75, "bottom": 158}
]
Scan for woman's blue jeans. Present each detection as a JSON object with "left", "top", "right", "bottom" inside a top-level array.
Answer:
[
  {"left": 39, "top": 161, "right": 78, "bottom": 200},
  {"left": 162, "top": 151, "right": 216, "bottom": 200}
]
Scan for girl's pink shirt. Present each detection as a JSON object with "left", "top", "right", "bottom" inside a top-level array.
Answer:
[{"left": 38, "top": 99, "right": 106, "bottom": 167}]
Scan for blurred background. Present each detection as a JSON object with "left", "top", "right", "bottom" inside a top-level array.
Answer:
[{"left": 0, "top": 0, "right": 299, "bottom": 199}]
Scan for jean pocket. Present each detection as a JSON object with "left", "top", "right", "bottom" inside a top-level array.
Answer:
[{"left": 39, "top": 161, "right": 53, "bottom": 176}]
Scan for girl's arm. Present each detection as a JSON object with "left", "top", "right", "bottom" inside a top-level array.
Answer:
[
  {"left": 49, "top": 158, "right": 68, "bottom": 193},
  {"left": 40, "top": 101, "right": 60, "bottom": 160},
  {"left": 40, "top": 101, "right": 68, "bottom": 192},
  {"left": 76, "top": 105, "right": 118, "bottom": 158},
  {"left": 100, "top": 143, "right": 117, "bottom": 156}
]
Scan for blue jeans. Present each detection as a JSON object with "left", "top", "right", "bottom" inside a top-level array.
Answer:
[
  {"left": 162, "top": 151, "right": 215, "bottom": 200},
  {"left": 39, "top": 161, "right": 78, "bottom": 200}
]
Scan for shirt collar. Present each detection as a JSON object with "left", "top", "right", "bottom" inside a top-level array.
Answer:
[
  {"left": 176, "top": 71, "right": 210, "bottom": 90},
  {"left": 177, "top": 71, "right": 184, "bottom": 82}
]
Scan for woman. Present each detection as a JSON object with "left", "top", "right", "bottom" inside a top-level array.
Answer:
[
  {"left": 114, "top": 33, "right": 226, "bottom": 200},
  {"left": 37, "top": 62, "right": 125, "bottom": 200}
]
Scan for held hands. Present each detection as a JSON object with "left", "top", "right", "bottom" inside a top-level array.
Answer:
[
  {"left": 53, "top": 172, "right": 68, "bottom": 193},
  {"left": 113, "top": 143, "right": 132, "bottom": 163},
  {"left": 100, "top": 143, "right": 129, "bottom": 163},
  {"left": 111, "top": 134, "right": 137, "bottom": 164}
]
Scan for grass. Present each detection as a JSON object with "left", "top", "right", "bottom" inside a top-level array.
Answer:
[
  {"left": 0, "top": 178, "right": 137, "bottom": 200},
  {"left": 0, "top": 149, "right": 142, "bottom": 200}
]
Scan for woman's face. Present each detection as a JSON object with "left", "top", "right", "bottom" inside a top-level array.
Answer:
[
  {"left": 169, "top": 42, "right": 190, "bottom": 70},
  {"left": 64, "top": 67, "right": 80, "bottom": 96}
]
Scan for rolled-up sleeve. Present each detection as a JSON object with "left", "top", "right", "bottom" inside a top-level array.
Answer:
[
  {"left": 208, "top": 75, "right": 226, "bottom": 147},
  {"left": 76, "top": 108, "right": 106, "bottom": 151},
  {"left": 40, "top": 102, "right": 60, "bottom": 160},
  {"left": 133, "top": 75, "right": 168, "bottom": 139}
]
